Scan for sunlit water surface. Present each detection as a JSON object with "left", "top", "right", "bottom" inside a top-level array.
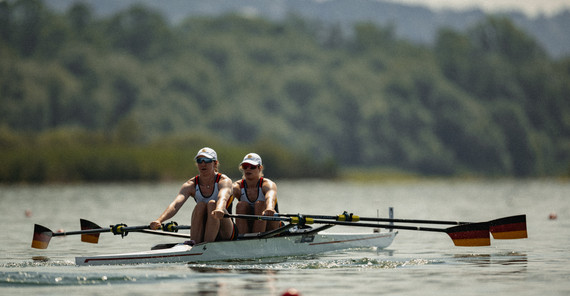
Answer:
[{"left": 1, "top": 179, "right": 568, "bottom": 295}]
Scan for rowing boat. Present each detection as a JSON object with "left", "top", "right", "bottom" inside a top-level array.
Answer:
[
  {"left": 32, "top": 211, "right": 526, "bottom": 265},
  {"left": 75, "top": 229, "right": 397, "bottom": 266},
  {"left": 75, "top": 228, "right": 397, "bottom": 266}
]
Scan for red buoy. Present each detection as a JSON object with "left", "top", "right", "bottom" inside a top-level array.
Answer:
[{"left": 282, "top": 288, "right": 301, "bottom": 296}]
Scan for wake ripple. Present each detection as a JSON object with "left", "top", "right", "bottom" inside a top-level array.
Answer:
[{"left": 187, "top": 256, "right": 440, "bottom": 272}]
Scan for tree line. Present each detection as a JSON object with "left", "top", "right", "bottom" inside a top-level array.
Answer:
[{"left": 1, "top": 0, "right": 569, "bottom": 182}]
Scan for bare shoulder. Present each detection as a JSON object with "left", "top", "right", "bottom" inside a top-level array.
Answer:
[
  {"left": 219, "top": 173, "right": 233, "bottom": 182},
  {"left": 184, "top": 176, "right": 198, "bottom": 188},
  {"left": 262, "top": 178, "right": 277, "bottom": 190},
  {"left": 180, "top": 177, "right": 197, "bottom": 196},
  {"left": 218, "top": 173, "right": 233, "bottom": 187},
  {"left": 262, "top": 177, "right": 276, "bottom": 185}
]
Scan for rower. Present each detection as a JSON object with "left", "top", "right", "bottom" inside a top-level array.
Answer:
[
  {"left": 232, "top": 153, "right": 280, "bottom": 234},
  {"left": 150, "top": 147, "right": 236, "bottom": 244}
]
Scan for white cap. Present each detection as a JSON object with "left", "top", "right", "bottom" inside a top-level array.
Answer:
[
  {"left": 195, "top": 147, "right": 217, "bottom": 160},
  {"left": 240, "top": 153, "right": 262, "bottom": 166}
]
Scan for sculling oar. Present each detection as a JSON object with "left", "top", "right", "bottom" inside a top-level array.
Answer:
[
  {"left": 277, "top": 213, "right": 527, "bottom": 240},
  {"left": 225, "top": 213, "right": 491, "bottom": 247},
  {"left": 31, "top": 219, "right": 190, "bottom": 249},
  {"left": 32, "top": 221, "right": 150, "bottom": 249},
  {"left": 79, "top": 219, "right": 190, "bottom": 244}
]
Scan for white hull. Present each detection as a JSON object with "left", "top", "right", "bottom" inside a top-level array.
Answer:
[{"left": 75, "top": 231, "right": 397, "bottom": 266}]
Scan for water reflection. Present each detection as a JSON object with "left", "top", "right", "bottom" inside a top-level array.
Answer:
[
  {"left": 187, "top": 265, "right": 278, "bottom": 295},
  {"left": 191, "top": 280, "right": 230, "bottom": 296},
  {"left": 189, "top": 265, "right": 280, "bottom": 275},
  {"left": 452, "top": 252, "right": 528, "bottom": 269},
  {"left": 242, "top": 275, "right": 278, "bottom": 295},
  {"left": 377, "top": 248, "right": 395, "bottom": 256}
]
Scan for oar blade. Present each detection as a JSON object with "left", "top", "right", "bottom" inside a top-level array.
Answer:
[
  {"left": 446, "top": 222, "right": 490, "bottom": 247},
  {"left": 489, "top": 215, "right": 527, "bottom": 239},
  {"left": 32, "top": 224, "right": 53, "bottom": 249},
  {"left": 80, "top": 219, "right": 101, "bottom": 244}
]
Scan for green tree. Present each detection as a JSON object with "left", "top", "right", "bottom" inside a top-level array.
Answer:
[
  {"left": 9, "top": 0, "right": 46, "bottom": 57},
  {"left": 104, "top": 5, "right": 173, "bottom": 59}
]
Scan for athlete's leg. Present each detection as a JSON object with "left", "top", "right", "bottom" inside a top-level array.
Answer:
[
  {"left": 203, "top": 200, "right": 220, "bottom": 242},
  {"left": 252, "top": 201, "right": 267, "bottom": 233},
  {"left": 218, "top": 208, "right": 236, "bottom": 241},
  {"left": 191, "top": 202, "right": 207, "bottom": 243},
  {"left": 236, "top": 201, "right": 253, "bottom": 234}
]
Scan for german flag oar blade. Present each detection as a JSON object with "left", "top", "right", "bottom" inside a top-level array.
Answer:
[
  {"left": 489, "top": 215, "right": 527, "bottom": 239},
  {"left": 80, "top": 219, "right": 101, "bottom": 244},
  {"left": 32, "top": 224, "right": 53, "bottom": 249},
  {"left": 446, "top": 222, "right": 490, "bottom": 247}
]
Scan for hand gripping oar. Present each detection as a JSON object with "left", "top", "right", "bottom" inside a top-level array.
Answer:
[
  {"left": 225, "top": 213, "right": 491, "bottom": 247},
  {"left": 31, "top": 220, "right": 191, "bottom": 249},
  {"left": 278, "top": 213, "right": 527, "bottom": 240}
]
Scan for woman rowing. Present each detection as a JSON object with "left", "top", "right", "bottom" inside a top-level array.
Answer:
[
  {"left": 150, "top": 147, "right": 236, "bottom": 243},
  {"left": 231, "top": 153, "right": 280, "bottom": 234}
]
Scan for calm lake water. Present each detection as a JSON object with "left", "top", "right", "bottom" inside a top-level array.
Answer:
[{"left": 1, "top": 179, "right": 569, "bottom": 295}]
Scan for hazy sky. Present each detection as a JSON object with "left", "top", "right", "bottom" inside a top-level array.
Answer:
[{"left": 385, "top": 0, "right": 570, "bottom": 16}]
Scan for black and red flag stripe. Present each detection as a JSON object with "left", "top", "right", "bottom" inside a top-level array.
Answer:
[
  {"left": 446, "top": 222, "right": 490, "bottom": 246},
  {"left": 489, "top": 215, "right": 527, "bottom": 239}
]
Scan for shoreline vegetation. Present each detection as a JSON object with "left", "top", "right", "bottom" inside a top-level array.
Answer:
[
  {"left": 0, "top": 129, "right": 339, "bottom": 183},
  {"left": 1, "top": 128, "right": 567, "bottom": 184}
]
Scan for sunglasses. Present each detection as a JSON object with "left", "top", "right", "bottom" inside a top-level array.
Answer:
[
  {"left": 196, "top": 157, "right": 214, "bottom": 164},
  {"left": 242, "top": 163, "right": 259, "bottom": 170}
]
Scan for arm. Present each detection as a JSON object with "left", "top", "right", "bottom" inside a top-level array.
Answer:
[
  {"left": 150, "top": 181, "right": 193, "bottom": 229},
  {"left": 231, "top": 181, "right": 242, "bottom": 202},
  {"left": 212, "top": 175, "right": 234, "bottom": 219},
  {"left": 261, "top": 178, "right": 278, "bottom": 216}
]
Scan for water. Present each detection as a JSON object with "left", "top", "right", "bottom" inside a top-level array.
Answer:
[{"left": 1, "top": 179, "right": 569, "bottom": 295}]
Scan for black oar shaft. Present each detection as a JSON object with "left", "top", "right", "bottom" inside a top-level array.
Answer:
[
  {"left": 53, "top": 225, "right": 189, "bottom": 237},
  {"left": 140, "top": 229, "right": 191, "bottom": 238},
  {"left": 310, "top": 219, "right": 448, "bottom": 233},
  {"left": 52, "top": 225, "right": 152, "bottom": 237},
  {"left": 228, "top": 214, "right": 448, "bottom": 233},
  {"left": 279, "top": 213, "right": 467, "bottom": 225},
  {"left": 226, "top": 213, "right": 291, "bottom": 222},
  {"left": 360, "top": 217, "right": 465, "bottom": 225},
  {"left": 52, "top": 228, "right": 110, "bottom": 237}
]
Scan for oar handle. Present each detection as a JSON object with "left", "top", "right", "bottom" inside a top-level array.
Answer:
[{"left": 161, "top": 221, "right": 190, "bottom": 232}]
